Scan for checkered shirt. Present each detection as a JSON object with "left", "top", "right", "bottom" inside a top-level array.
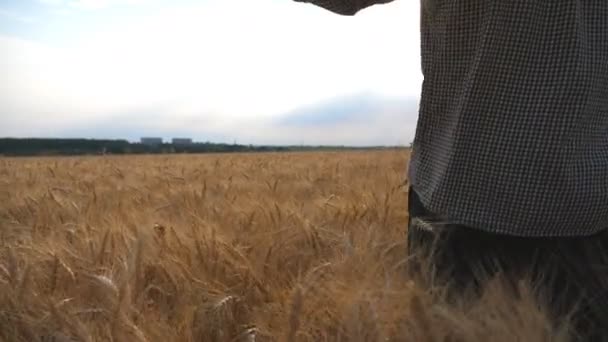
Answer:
[{"left": 297, "top": 0, "right": 608, "bottom": 237}]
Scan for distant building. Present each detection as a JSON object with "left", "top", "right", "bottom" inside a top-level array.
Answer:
[
  {"left": 140, "top": 137, "right": 163, "bottom": 146},
  {"left": 172, "top": 138, "right": 193, "bottom": 145}
]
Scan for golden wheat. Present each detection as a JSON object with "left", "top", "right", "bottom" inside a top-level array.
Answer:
[{"left": 0, "top": 151, "right": 568, "bottom": 341}]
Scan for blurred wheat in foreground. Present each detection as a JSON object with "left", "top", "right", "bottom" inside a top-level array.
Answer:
[{"left": 0, "top": 151, "right": 570, "bottom": 342}]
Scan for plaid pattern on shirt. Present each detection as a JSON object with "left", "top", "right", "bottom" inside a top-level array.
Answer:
[{"left": 297, "top": 0, "right": 608, "bottom": 237}]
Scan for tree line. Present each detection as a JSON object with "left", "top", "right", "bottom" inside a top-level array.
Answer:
[{"left": 0, "top": 138, "right": 398, "bottom": 156}]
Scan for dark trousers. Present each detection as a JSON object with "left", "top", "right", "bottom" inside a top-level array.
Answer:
[{"left": 407, "top": 188, "right": 608, "bottom": 341}]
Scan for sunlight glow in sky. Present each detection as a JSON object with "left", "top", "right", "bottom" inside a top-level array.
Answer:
[{"left": 0, "top": 0, "right": 422, "bottom": 145}]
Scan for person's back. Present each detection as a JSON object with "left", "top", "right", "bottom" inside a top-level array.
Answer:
[{"left": 409, "top": 0, "right": 608, "bottom": 237}]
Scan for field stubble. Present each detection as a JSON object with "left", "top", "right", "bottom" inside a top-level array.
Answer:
[{"left": 0, "top": 151, "right": 567, "bottom": 341}]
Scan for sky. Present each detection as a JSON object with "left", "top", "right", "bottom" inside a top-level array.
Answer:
[{"left": 0, "top": 0, "right": 423, "bottom": 146}]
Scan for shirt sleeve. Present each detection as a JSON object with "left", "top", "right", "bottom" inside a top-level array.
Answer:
[{"left": 294, "top": 0, "right": 394, "bottom": 16}]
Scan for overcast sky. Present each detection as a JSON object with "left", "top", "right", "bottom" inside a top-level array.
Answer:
[{"left": 0, "top": 0, "right": 422, "bottom": 145}]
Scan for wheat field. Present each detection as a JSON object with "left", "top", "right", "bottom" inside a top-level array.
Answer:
[{"left": 0, "top": 151, "right": 568, "bottom": 342}]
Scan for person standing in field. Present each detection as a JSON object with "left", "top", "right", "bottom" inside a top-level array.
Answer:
[{"left": 294, "top": 0, "right": 608, "bottom": 340}]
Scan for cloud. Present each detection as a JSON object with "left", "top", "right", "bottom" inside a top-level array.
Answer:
[
  {"left": 1, "top": 0, "right": 422, "bottom": 145},
  {"left": 69, "top": 0, "right": 147, "bottom": 10},
  {"left": 38, "top": 0, "right": 147, "bottom": 10},
  {"left": 37, "top": 0, "right": 66, "bottom": 5},
  {"left": 267, "top": 93, "right": 418, "bottom": 145},
  {"left": 58, "top": 93, "right": 419, "bottom": 146},
  {"left": 0, "top": 8, "right": 36, "bottom": 23},
  {"left": 278, "top": 92, "right": 402, "bottom": 126}
]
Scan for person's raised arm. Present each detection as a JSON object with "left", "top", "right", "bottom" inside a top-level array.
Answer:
[{"left": 294, "top": 0, "right": 394, "bottom": 16}]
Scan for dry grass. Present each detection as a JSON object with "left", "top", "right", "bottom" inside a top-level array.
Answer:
[{"left": 0, "top": 150, "right": 569, "bottom": 341}]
